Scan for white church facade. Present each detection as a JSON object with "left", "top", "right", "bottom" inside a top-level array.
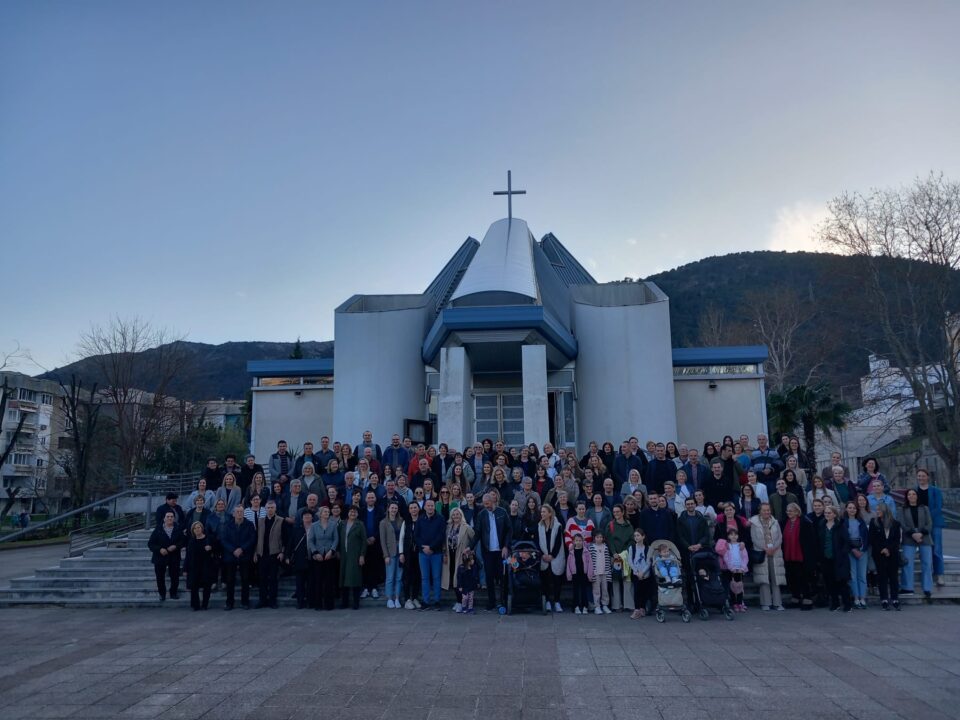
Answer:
[{"left": 247, "top": 191, "right": 769, "bottom": 459}]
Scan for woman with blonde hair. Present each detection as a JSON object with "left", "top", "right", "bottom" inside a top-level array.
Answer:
[
  {"left": 441, "top": 506, "right": 475, "bottom": 612},
  {"left": 749, "top": 502, "right": 786, "bottom": 611}
]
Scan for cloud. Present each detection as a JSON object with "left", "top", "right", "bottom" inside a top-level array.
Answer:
[
  {"left": 626, "top": 237, "right": 638, "bottom": 246},
  {"left": 768, "top": 201, "right": 830, "bottom": 253}
]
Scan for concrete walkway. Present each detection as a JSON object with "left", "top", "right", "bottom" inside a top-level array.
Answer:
[{"left": 0, "top": 605, "right": 959, "bottom": 720}]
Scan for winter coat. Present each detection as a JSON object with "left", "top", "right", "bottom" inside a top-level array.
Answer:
[
  {"left": 819, "top": 521, "right": 852, "bottom": 579},
  {"left": 338, "top": 520, "right": 367, "bottom": 588},
  {"left": 537, "top": 521, "right": 566, "bottom": 575},
  {"left": 148, "top": 525, "right": 183, "bottom": 565},
  {"left": 869, "top": 517, "right": 902, "bottom": 565},
  {"left": 220, "top": 517, "right": 256, "bottom": 565},
  {"left": 185, "top": 536, "right": 217, "bottom": 588},
  {"left": 441, "top": 523, "right": 475, "bottom": 590},
  {"left": 749, "top": 515, "right": 786, "bottom": 585}
]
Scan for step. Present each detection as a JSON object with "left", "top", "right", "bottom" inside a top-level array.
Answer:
[
  {"left": 10, "top": 577, "right": 159, "bottom": 589},
  {"left": 35, "top": 567, "right": 155, "bottom": 578}
]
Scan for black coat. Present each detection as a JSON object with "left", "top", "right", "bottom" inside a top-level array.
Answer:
[
  {"left": 284, "top": 525, "right": 311, "bottom": 572},
  {"left": 220, "top": 518, "right": 256, "bottom": 565},
  {"left": 154, "top": 502, "right": 185, "bottom": 528},
  {"left": 185, "top": 536, "right": 218, "bottom": 587},
  {"left": 869, "top": 518, "right": 902, "bottom": 564},
  {"left": 475, "top": 507, "right": 513, "bottom": 553},
  {"left": 148, "top": 525, "right": 183, "bottom": 565},
  {"left": 675, "top": 512, "right": 711, "bottom": 555},
  {"left": 818, "top": 521, "right": 852, "bottom": 579}
]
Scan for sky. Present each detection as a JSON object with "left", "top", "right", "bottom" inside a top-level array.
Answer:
[{"left": 2, "top": 1, "right": 959, "bottom": 371}]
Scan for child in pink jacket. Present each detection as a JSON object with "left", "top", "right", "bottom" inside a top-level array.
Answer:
[
  {"left": 565, "top": 533, "right": 594, "bottom": 615},
  {"left": 716, "top": 528, "right": 749, "bottom": 612}
]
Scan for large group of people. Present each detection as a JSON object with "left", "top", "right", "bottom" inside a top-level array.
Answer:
[{"left": 148, "top": 431, "right": 946, "bottom": 615}]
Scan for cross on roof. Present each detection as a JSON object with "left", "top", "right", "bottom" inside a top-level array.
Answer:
[{"left": 493, "top": 170, "right": 526, "bottom": 223}]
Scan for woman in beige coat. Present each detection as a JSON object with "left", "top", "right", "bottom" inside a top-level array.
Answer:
[
  {"left": 749, "top": 502, "right": 786, "bottom": 611},
  {"left": 441, "top": 507, "right": 476, "bottom": 612}
]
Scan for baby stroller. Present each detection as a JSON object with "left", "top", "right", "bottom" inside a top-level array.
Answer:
[
  {"left": 648, "top": 540, "right": 691, "bottom": 623},
  {"left": 505, "top": 540, "right": 543, "bottom": 615},
  {"left": 690, "top": 550, "right": 734, "bottom": 621}
]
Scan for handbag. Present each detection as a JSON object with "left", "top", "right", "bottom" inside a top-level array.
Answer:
[{"left": 749, "top": 548, "right": 766, "bottom": 565}]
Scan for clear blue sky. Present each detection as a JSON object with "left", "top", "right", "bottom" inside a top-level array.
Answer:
[{"left": 3, "top": 1, "right": 959, "bottom": 371}]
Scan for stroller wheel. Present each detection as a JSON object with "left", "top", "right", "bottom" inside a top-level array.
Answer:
[
  {"left": 655, "top": 609, "right": 665, "bottom": 623},
  {"left": 699, "top": 608, "right": 710, "bottom": 621},
  {"left": 681, "top": 609, "right": 691, "bottom": 623},
  {"left": 724, "top": 608, "right": 734, "bottom": 621}
]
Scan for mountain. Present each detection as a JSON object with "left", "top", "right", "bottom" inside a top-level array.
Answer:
[
  {"left": 38, "top": 251, "right": 950, "bottom": 404},
  {"left": 647, "top": 250, "right": 947, "bottom": 399},
  {"left": 39, "top": 340, "right": 333, "bottom": 401}
]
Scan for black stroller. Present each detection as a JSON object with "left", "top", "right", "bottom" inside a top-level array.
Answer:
[
  {"left": 690, "top": 549, "right": 734, "bottom": 621},
  {"left": 505, "top": 540, "right": 543, "bottom": 615}
]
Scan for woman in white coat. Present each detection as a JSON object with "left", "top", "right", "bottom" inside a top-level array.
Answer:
[
  {"left": 749, "top": 502, "right": 787, "bottom": 611},
  {"left": 537, "top": 504, "right": 566, "bottom": 613}
]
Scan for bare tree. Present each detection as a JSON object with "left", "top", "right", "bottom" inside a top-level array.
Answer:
[
  {"left": 54, "top": 375, "right": 103, "bottom": 525},
  {"left": 77, "top": 317, "right": 189, "bottom": 478},
  {"left": 697, "top": 304, "right": 726, "bottom": 347},
  {"left": 820, "top": 172, "right": 960, "bottom": 486},
  {"left": 0, "top": 345, "right": 30, "bottom": 524},
  {"left": 743, "top": 289, "right": 820, "bottom": 392}
]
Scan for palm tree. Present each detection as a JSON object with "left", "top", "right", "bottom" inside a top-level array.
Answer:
[{"left": 767, "top": 383, "right": 851, "bottom": 470}]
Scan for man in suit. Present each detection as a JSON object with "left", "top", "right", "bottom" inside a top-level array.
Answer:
[
  {"left": 221, "top": 504, "right": 256, "bottom": 610},
  {"left": 644, "top": 443, "right": 677, "bottom": 495},
  {"left": 475, "top": 492, "right": 512, "bottom": 611}
]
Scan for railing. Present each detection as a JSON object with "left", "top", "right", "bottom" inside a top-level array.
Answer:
[
  {"left": 118, "top": 473, "right": 199, "bottom": 496},
  {"left": 0, "top": 489, "right": 153, "bottom": 544},
  {"left": 68, "top": 513, "right": 147, "bottom": 556}
]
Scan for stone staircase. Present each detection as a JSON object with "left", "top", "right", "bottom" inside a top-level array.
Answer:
[{"left": 0, "top": 530, "right": 958, "bottom": 608}]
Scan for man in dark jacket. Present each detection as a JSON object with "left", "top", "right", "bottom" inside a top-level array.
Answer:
[
  {"left": 293, "top": 442, "right": 322, "bottom": 480},
  {"left": 701, "top": 459, "right": 736, "bottom": 511},
  {"left": 475, "top": 492, "right": 512, "bottom": 611},
  {"left": 220, "top": 505, "right": 256, "bottom": 610},
  {"left": 681, "top": 449, "right": 707, "bottom": 492},
  {"left": 220, "top": 454, "right": 243, "bottom": 486},
  {"left": 613, "top": 442, "right": 646, "bottom": 487},
  {"left": 675, "top": 497, "right": 712, "bottom": 604},
  {"left": 201, "top": 457, "right": 222, "bottom": 491},
  {"left": 409, "top": 457, "right": 436, "bottom": 491},
  {"left": 237, "top": 454, "right": 264, "bottom": 496},
  {"left": 413, "top": 498, "right": 446, "bottom": 610},
  {"left": 382, "top": 434, "right": 410, "bottom": 476},
  {"left": 643, "top": 444, "right": 676, "bottom": 495},
  {"left": 254, "top": 500, "right": 288, "bottom": 609},
  {"left": 284, "top": 510, "right": 313, "bottom": 609},
  {"left": 360, "top": 491, "right": 386, "bottom": 598},
  {"left": 148, "top": 510, "right": 183, "bottom": 600},
  {"left": 155, "top": 493, "right": 185, "bottom": 528},
  {"left": 639, "top": 492, "right": 676, "bottom": 544}
]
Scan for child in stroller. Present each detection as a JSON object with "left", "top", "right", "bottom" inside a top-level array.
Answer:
[
  {"left": 648, "top": 540, "right": 691, "bottom": 623},
  {"left": 506, "top": 540, "right": 542, "bottom": 614},
  {"left": 689, "top": 549, "right": 734, "bottom": 620}
]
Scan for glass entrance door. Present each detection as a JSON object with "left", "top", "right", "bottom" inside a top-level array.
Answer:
[{"left": 474, "top": 394, "right": 525, "bottom": 446}]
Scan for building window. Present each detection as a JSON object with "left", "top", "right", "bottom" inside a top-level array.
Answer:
[
  {"left": 18, "top": 389, "right": 37, "bottom": 402},
  {"left": 12, "top": 453, "right": 31, "bottom": 465},
  {"left": 474, "top": 394, "right": 524, "bottom": 448},
  {"left": 36, "top": 458, "right": 45, "bottom": 468},
  {"left": 5, "top": 409, "right": 19, "bottom": 421}
]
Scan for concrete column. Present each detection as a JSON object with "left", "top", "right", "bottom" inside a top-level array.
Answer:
[
  {"left": 438, "top": 346, "right": 471, "bottom": 451},
  {"left": 521, "top": 344, "right": 549, "bottom": 446}
]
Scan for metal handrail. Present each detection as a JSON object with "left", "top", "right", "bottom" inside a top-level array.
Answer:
[
  {"left": 0, "top": 489, "right": 153, "bottom": 544},
  {"left": 68, "top": 513, "right": 147, "bottom": 557},
  {"left": 119, "top": 473, "right": 200, "bottom": 496}
]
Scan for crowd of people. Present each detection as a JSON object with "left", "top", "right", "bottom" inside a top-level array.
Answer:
[{"left": 148, "top": 431, "right": 946, "bottom": 615}]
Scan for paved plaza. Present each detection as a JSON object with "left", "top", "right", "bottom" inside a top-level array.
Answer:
[{"left": 0, "top": 604, "right": 958, "bottom": 720}]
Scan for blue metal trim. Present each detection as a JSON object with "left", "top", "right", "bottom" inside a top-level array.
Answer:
[
  {"left": 247, "top": 359, "right": 335, "bottom": 377},
  {"left": 422, "top": 306, "right": 578, "bottom": 363},
  {"left": 671, "top": 345, "right": 769, "bottom": 367}
]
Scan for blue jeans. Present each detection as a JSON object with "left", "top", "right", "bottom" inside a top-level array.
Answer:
[
  {"left": 848, "top": 551, "right": 869, "bottom": 598},
  {"left": 419, "top": 551, "right": 442, "bottom": 605},
  {"left": 384, "top": 556, "right": 403, "bottom": 600},
  {"left": 901, "top": 544, "right": 933, "bottom": 593},
  {"left": 932, "top": 526, "right": 944, "bottom": 576}
]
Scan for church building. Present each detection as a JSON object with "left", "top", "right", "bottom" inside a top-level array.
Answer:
[{"left": 247, "top": 177, "right": 768, "bottom": 459}]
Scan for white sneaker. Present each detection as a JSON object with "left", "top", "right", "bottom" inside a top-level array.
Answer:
[
  {"left": 371, "top": 588, "right": 380, "bottom": 599},
  {"left": 545, "top": 601, "right": 553, "bottom": 612},
  {"left": 404, "top": 599, "right": 415, "bottom": 610},
  {"left": 386, "top": 599, "right": 395, "bottom": 609},
  {"left": 360, "top": 589, "right": 370, "bottom": 599},
  {"left": 394, "top": 598, "right": 402, "bottom": 608},
  {"left": 554, "top": 603, "right": 563, "bottom": 613},
  {"left": 413, "top": 598, "right": 422, "bottom": 609},
  {"left": 453, "top": 602, "right": 462, "bottom": 613},
  {"left": 594, "top": 606, "right": 603, "bottom": 615},
  {"left": 575, "top": 607, "right": 582, "bottom": 615},
  {"left": 602, "top": 605, "right": 612, "bottom": 614}
]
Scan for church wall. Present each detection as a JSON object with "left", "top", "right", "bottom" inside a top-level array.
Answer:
[
  {"left": 571, "top": 299, "right": 677, "bottom": 450},
  {"left": 673, "top": 377, "right": 766, "bottom": 449},
  {"left": 251, "top": 387, "right": 334, "bottom": 462},
  {"left": 333, "top": 303, "right": 429, "bottom": 444}
]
